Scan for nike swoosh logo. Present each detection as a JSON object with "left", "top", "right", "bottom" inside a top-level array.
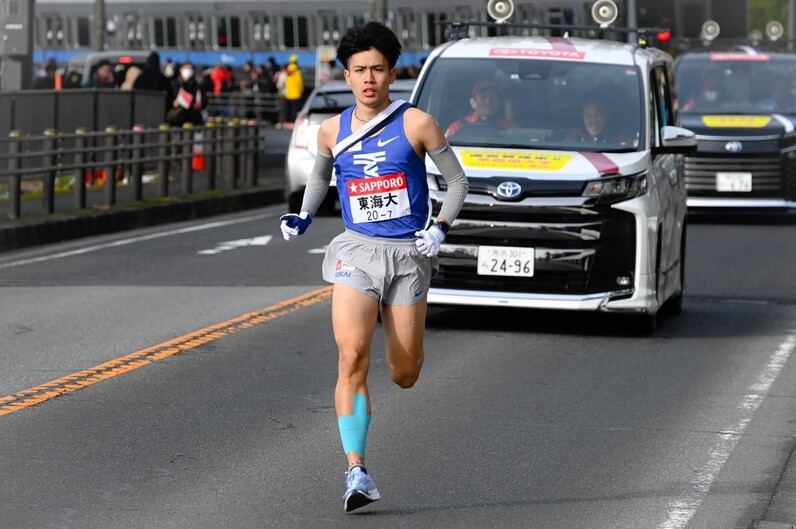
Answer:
[{"left": 377, "top": 135, "right": 400, "bottom": 147}]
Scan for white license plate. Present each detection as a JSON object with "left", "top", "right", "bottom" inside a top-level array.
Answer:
[
  {"left": 716, "top": 172, "right": 752, "bottom": 192},
  {"left": 477, "top": 246, "right": 535, "bottom": 277}
]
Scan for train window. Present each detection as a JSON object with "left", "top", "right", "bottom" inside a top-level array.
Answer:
[
  {"left": 396, "top": 9, "right": 417, "bottom": 47},
  {"left": 319, "top": 12, "right": 340, "bottom": 45},
  {"left": 76, "top": 17, "right": 91, "bottom": 47},
  {"left": 216, "top": 16, "right": 241, "bottom": 48},
  {"left": 154, "top": 17, "right": 177, "bottom": 47},
  {"left": 230, "top": 17, "right": 241, "bottom": 47},
  {"left": 283, "top": 16, "right": 310, "bottom": 49},
  {"left": 252, "top": 14, "right": 272, "bottom": 49},
  {"left": 424, "top": 12, "right": 449, "bottom": 48}
]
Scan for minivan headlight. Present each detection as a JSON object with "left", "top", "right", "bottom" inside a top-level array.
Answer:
[{"left": 582, "top": 173, "right": 648, "bottom": 204}]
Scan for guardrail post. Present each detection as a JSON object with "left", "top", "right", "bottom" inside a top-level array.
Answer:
[
  {"left": 158, "top": 124, "right": 170, "bottom": 197},
  {"left": 205, "top": 122, "right": 217, "bottom": 191},
  {"left": 227, "top": 119, "right": 240, "bottom": 189},
  {"left": 7, "top": 130, "right": 23, "bottom": 220},
  {"left": 43, "top": 129, "right": 58, "bottom": 214},
  {"left": 131, "top": 125, "right": 145, "bottom": 201},
  {"left": 181, "top": 122, "right": 194, "bottom": 195},
  {"left": 104, "top": 127, "right": 119, "bottom": 206},
  {"left": 246, "top": 120, "right": 259, "bottom": 186},
  {"left": 74, "top": 128, "right": 89, "bottom": 209}
]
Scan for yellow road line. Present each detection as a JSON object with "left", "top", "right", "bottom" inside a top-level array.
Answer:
[{"left": 0, "top": 286, "right": 333, "bottom": 417}]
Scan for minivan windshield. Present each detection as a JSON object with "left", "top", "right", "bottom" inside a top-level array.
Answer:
[
  {"left": 675, "top": 53, "right": 796, "bottom": 114},
  {"left": 414, "top": 58, "right": 643, "bottom": 152}
]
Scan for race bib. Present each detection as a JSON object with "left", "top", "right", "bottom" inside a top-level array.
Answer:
[{"left": 348, "top": 172, "right": 411, "bottom": 223}]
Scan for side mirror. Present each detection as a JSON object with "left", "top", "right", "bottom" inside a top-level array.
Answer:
[{"left": 654, "top": 125, "right": 697, "bottom": 154}]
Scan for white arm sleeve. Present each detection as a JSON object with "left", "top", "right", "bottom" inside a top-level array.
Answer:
[
  {"left": 299, "top": 152, "right": 335, "bottom": 215},
  {"left": 428, "top": 142, "right": 468, "bottom": 224}
]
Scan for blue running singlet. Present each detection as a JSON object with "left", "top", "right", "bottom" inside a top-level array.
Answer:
[{"left": 334, "top": 105, "right": 429, "bottom": 239}]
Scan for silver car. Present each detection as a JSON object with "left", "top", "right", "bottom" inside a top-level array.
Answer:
[{"left": 285, "top": 79, "right": 416, "bottom": 212}]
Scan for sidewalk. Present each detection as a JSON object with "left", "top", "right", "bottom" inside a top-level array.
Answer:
[{"left": 0, "top": 128, "right": 291, "bottom": 253}]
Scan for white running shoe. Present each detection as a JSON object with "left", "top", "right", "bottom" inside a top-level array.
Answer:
[{"left": 343, "top": 466, "right": 381, "bottom": 512}]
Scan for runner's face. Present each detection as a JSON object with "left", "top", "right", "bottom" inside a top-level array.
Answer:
[{"left": 344, "top": 49, "right": 395, "bottom": 107}]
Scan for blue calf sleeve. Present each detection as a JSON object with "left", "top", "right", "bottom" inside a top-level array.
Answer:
[{"left": 338, "top": 393, "right": 371, "bottom": 458}]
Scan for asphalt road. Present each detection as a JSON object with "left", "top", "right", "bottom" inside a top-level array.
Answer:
[{"left": 1, "top": 210, "right": 796, "bottom": 529}]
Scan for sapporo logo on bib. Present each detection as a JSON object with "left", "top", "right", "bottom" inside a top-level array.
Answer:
[{"left": 348, "top": 173, "right": 411, "bottom": 223}]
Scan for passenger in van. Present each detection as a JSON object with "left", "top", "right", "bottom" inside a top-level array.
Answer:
[
  {"left": 82, "top": 60, "right": 116, "bottom": 89},
  {"left": 567, "top": 92, "right": 633, "bottom": 146},
  {"left": 682, "top": 67, "right": 727, "bottom": 111},
  {"left": 756, "top": 75, "right": 796, "bottom": 113},
  {"left": 445, "top": 79, "right": 518, "bottom": 137}
]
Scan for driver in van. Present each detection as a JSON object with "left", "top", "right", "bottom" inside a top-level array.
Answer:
[
  {"left": 445, "top": 79, "right": 517, "bottom": 137},
  {"left": 756, "top": 75, "right": 796, "bottom": 113}
]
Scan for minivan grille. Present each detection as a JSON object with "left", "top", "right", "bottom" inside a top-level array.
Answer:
[{"left": 684, "top": 154, "right": 784, "bottom": 197}]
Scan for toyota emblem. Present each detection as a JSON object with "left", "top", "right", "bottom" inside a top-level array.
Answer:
[
  {"left": 725, "top": 141, "right": 743, "bottom": 153},
  {"left": 496, "top": 181, "right": 522, "bottom": 199}
]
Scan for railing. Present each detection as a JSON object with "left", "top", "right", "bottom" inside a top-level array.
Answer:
[
  {"left": 0, "top": 89, "right": 168, "bottom": 136},
  {"left": 0, "top": 118, "right": 261, "bottom": 220},
  {"left": 206, "top": 92, "right": 283, "bottom": 124}
]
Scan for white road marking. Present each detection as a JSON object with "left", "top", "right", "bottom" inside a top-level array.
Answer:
[
  {"left": 0, "top": 213, "right": 273, "bottom": 269},
  {"left": 308, "top": 246, "right": 328, "bottom": 254},
  {"left": 658, "top": 331, "right": 796, "bottom": 529},
  {"left": 198, "top": 235, "right": 272, "bottom": 255}
]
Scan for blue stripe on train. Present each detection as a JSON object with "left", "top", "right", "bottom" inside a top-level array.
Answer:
[{"left": 34, "top": 49, "right": 428, "bottom": 69}]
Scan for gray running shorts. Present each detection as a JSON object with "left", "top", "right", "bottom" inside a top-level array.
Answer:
[{"left": 322, "top": 229, "right": 438, "bottom": 306}]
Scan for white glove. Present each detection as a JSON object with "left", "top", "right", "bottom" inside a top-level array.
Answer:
[
  {"left": 415, "top": 225, "right": 446, "bottom": 257},
  {"left": 280, "top": 211, "right": 313, "bottom": 241}
]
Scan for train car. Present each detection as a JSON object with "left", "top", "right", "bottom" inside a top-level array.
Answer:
[{"left": 31, "top": 0, "right": 608, "bottom": 70}]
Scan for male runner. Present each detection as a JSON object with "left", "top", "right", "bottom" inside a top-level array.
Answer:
[{"left": 279, "top": 21, "right": 468, "bottom": 512}]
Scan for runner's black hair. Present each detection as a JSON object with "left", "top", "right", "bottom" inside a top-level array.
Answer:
[{"left": 336, "top": 21, "right": 402, "bottom": 69}]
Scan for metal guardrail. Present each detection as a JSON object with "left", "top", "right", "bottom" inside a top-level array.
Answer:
[
  {"left": 206, "top": 92, "right": 283, "bottom": 123},
  {"left": 0, "top": 118, "right": 261, "bottom": 220},
  {"left": 0, "top": 89, "right": 168, "bottom": 136}
]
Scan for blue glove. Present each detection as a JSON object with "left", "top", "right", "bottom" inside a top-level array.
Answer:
[
  {"left": 415, "top": 225, "right": 446, "bottom": 257},
  {"left": 280, "top": 211, "right": 313, "bottom": 241}
]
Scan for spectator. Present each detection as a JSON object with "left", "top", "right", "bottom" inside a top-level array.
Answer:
[
  {"left": 33, "top": 59, "right": 61, "bottom": 90},
  {"left": 134, "top": 52, "right": 171, "bottom": 93},
  {"left": 255, "top": 64, "right": 277, "bottom": 94},
  {"left": 265, "top": 57, "right": 279, "bottom": 81},
  {"left": 274, "top": 64, "right": 288, "bottom": 126},
  {"left": 163, "top": 58, "right": 176, "bottom": 79},
  {"left": 240, "top": 60, "right": 258, "bottom": 92},
  {"left": 284, "top": 54, "right": 304, "bottom": 126},
  {"left": 133, "top": 51, "right": 174, "bottom": 115},
  {"left": 120, "top": 66, "right": 142, "bottom": 90},
  {"left": 167, "top": 61, "right": 207, "bottom": 126},
  {"left": 209, "top": 63, "right": 234, "bottom": 95},
  {"left": 82, "top": 60, "right": 116, "bottom": 88}
]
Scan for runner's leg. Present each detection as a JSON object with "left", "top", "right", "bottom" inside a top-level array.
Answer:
[
  {"left": 333, "top": 284, "right": 379, "bottom": 466},
  {"left": 381, "top": 297, "right": 428, "bottom": 389}
]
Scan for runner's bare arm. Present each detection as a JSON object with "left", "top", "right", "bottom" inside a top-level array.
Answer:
[{"left": 404, "top": 108, "right": 468, "bottom": 228}]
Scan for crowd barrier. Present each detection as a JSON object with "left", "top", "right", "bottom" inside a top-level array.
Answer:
[{"left": 0, "top": 118, "right": 261, "bottom": 220}]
